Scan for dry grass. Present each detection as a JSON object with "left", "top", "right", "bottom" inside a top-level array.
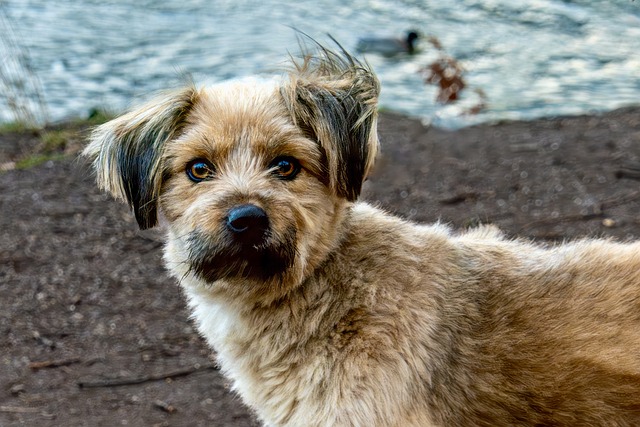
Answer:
[{"left": 0, "top": 2, "right": 48, "bottom": 128}]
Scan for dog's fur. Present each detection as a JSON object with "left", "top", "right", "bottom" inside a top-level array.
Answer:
[{"left": 84, "top": 43, "right": 640, "bottom": 426}]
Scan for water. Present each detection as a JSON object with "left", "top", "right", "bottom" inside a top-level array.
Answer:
[{"left": 1, "top": 0, "right": 639, "bottom": 128}]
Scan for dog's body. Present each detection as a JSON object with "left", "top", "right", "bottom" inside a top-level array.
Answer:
[{"left": 84, "top": 42, "right": 640, "bottom": 426}]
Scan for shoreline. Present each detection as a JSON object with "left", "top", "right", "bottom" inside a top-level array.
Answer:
[{"left": 2, "top": 104, "right": 640, "bottom": 169}]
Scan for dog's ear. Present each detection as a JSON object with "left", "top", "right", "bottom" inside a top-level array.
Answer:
[
  {"left": 282, "top": 42, "right": 380, "bottom": 201},
  {"left": 83, "top": 86, "right": 198, "bottom": 229}
]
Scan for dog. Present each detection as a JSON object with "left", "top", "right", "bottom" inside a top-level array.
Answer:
[{"left": 83, "top": 41, "right": 640, "bottom": 426}]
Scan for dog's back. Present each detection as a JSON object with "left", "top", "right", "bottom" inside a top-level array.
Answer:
[
  {"left": 425, "top": 227, "right": 640, "bottom": 426},
  {"left": 308, "top": 206, "right": 640, "bottom": 426}
]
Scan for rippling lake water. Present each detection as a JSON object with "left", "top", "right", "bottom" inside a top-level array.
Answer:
[{"left": 1, "top": 0, "right": 639, "bottom": 128}]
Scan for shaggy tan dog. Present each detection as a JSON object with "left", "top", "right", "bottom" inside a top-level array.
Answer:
[{"left": 84, "top": 42, "right": 640, "bottom": 426}]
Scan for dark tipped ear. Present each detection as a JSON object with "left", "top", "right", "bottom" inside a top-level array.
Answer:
[
  {"left": 83, "top": 86, "right": 198, "bottom": 229},
  {"left": 282, "top": 43, "right": 380, "bottom": 201}
]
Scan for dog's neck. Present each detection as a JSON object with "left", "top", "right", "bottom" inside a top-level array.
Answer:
[{"left": 178, "top": 201, "right": 454, "bottom": 425}]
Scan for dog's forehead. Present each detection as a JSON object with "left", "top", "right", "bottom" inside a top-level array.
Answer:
[
  {"left": 204, "top": 75, "right": 282, "bottom": 106},
  {"left": 167, "top": 75, "right": 321, "bottom": 169},
  {"left": 188, "top": 76, "right": 299, "bottom": 145},
  {"left": 197, "top": 76, "right": 283, "bottom": 122}
]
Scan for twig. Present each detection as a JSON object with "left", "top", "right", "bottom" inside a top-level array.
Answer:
[
  {"left": 154, "top": 400, "right": 177, "bottom": 414},
  {"left": 615, "top": 168, "right": 640, "bottom": 180},
  {"left": 519, "top": 212, "right": 604, "bottom": 232},
  {"left": 29, "top": 357, "right": 81, "bottom": 370},
  {"left": 600, "top": 190, "right": 640, "bottom": 210},
  {"left": 0, "top": 406, "right": 41, "bottom": 414},
  {"left": 439, "top": 191, "right": 479, "bottom": 205},
  {"left": 519, "top": 191, "right": 640, "bottom": 233},
  {"left": 78, "top": 363, "right": 216, "bottom": 389}
]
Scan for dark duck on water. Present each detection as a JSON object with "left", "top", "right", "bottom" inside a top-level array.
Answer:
[{"left": 356, "top": 30, "right": 420, "bottom": 56}]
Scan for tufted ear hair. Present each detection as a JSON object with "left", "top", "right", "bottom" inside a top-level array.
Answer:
[
  {"left": 83, "top": 86, "right": 198, "bottom": 229},
  {"left": 281, "top": 39, "right": 380, "bottom": 201}
]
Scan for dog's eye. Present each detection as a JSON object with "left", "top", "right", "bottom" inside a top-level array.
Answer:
[
  {"left": 270, "top": 156, "right": 300, "bottom": 180},
  {"left": 186, "top": 159, "right": 215, "bottom": 182}
]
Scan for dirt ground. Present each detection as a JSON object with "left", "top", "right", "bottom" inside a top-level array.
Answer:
[{"left": 2, "top": 107, "right": 640, "bottom": 426}]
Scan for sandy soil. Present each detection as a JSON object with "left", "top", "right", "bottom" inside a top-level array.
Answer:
[{"left": 1, "top": 107, "right": 640, "bottom": 426}]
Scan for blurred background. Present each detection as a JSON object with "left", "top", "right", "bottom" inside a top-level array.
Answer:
[{"left": 0, "top": 0, "right": 639, "bottom": 129}]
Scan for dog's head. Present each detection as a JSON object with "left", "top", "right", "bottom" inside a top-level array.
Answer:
[{"left": 83, "top": 43, "right": 379, "bottom": 302}]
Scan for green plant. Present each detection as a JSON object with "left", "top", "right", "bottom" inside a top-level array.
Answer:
[
  {"left": 0, "top": 120, "right": 36, "bottom": 133},
  {"left": 40, "top": 129, "right": 76, "bottom": 153},
  {"left": 14, "top": 153, "right": 65, "bottom": 170}
]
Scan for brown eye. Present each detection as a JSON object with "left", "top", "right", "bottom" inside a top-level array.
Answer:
[
  {"left": 186, "top": 159, "right": 215, "bottom": 182},
  {"left": 270, "top": 156, "right": 300, "bottom": 180}
]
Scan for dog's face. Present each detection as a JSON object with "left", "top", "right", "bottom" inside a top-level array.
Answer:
[
  {"left": 160, "top": 80, "right": 353, "bottom": 301},
  {"left": 84, "top": 48, "right": 380, "bottom": 303}
]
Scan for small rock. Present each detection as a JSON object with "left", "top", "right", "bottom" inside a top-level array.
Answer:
[{"left": 10, "top": 384, "right": 25, "bottom": 395}]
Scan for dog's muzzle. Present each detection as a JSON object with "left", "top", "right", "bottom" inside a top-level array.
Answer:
[{"left": 186, "top": 204, "right": 296, "bottom": 283}]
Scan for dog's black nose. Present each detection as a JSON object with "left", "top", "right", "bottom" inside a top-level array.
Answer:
[{"left": 226, "top": 204, "right": 269, "bottom": 243}]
